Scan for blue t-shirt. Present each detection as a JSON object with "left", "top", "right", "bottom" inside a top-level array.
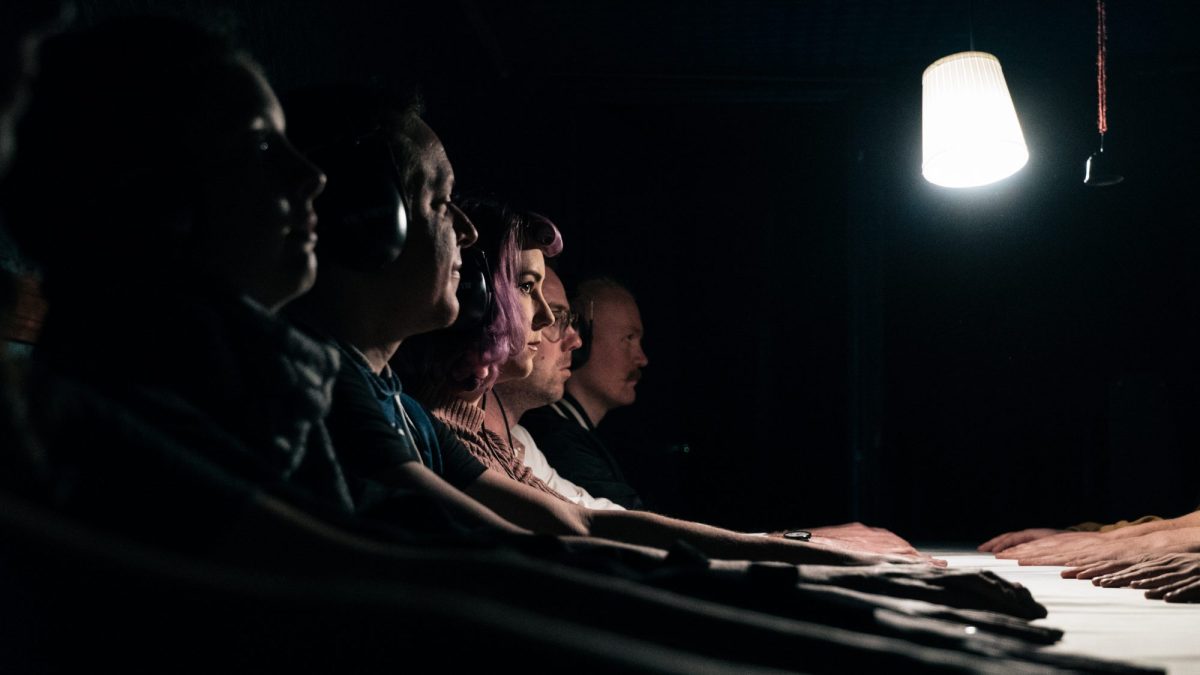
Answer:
[{"left": 325, "top": 341, "right": 485, "bottom": 490}]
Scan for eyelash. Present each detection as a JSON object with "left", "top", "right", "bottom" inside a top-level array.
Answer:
[{"left": 517, "top": 281, "right": 535, "bottom": 295}]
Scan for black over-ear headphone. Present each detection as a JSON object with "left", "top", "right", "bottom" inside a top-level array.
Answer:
[
  {"left": 453, "top": 245, "right": 493, "bottom": 330},
  {"left": 307, "top": 130, "right": 408, "bottom": 272}
]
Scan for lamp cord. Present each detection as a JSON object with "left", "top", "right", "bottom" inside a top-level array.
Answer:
[
  {"left": 968, "top": 0, "right": 975, "bottom": 51},
  {"left": 1097, "top": 0, "right": 1109, "bottom": 139}
]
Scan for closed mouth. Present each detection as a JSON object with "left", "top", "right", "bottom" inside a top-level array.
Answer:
[{"left": 288, "top": 212, "right": 318, "bottom": 240}]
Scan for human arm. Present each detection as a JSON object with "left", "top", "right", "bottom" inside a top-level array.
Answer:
[
  {"left": 372, "top": 462, "right": 529, "bottom": 535},
  {"left": 465, "top": 470, "right": 921, "bottom": 565},
  {"left": 513, "top": 424, "right": 626, "bottom": 511},
  {"left": 322, "top": 371, "right": 528, "bottom": 535},
  {"left": 1006, "top": 527, "right": 1200, "bottom": 567},
  {"left": 522, "top": 410, "right": 643, "bottom": 509},
  {"left": 978, "top": 528, "right": 1066, "bottom": 553},
  {"left": 1062, "top": 553, "right": 1200, "bottom": 602},
  {"left": 996, "top": 511, "right": 1200, "bottom": 561},
  {"left": 982, "top": 512, "right": 1193, "bottom": 556},
  {"left": 806, "top": 522, "right": 924, "bottom": 558}
]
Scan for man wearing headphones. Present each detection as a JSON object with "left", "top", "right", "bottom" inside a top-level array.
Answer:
[
  {"left": 284, "top": 86, "right": 929, "bottom": 564},
  {"left": 496, "top": 268, "right": 627, "bottom": 511},
  {"left": 284, "top": 86, "right": 530, "bottom": 535},
  {"left": 520, "top": 277, "right": 648, "bottom": 509}
]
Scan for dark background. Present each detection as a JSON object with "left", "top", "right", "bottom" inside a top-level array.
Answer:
[{"left": 58, "top": 0, "right": 1200, "bottom": 539}]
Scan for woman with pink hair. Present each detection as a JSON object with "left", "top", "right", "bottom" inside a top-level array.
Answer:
[{"left": 397, "top": 198, "right": 566, "bottom": 495}]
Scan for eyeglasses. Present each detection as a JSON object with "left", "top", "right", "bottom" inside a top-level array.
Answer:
[{"left": 543, "top": 307, "right": 580, "bottom": 342}]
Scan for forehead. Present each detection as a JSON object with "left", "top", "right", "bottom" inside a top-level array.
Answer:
[
  {"left": 516, "top": 248, "right": 545, "bottom": 274},
  {"left": 405, "top": 119, "right": 452, "bottom": 189},
  {"left": 187, "top": 59, "right": 281, "bottom": 137},
  {"left": 219, "top": 60, "right": 276, "bottom": 116},
  {"left": 593, "top": 291, "right": 642, "bottom": 328}
]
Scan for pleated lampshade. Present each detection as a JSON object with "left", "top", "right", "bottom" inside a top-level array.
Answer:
[{"left": 922, "top": 51, "right": 1029, "bottom": 188}]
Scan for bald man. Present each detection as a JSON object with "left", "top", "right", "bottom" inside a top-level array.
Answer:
[
  {"left": 520, "top": 277, "right": 648, "bottom": 509},
  {"left": 494, "top": 268, "right": 625, "bottom": 510}
]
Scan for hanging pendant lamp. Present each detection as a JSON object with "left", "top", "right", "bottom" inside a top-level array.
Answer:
[
  {"left": 922, "top": 51, "right": 1029, "bottom": 188},
  {"left": 1084, "top": 0, "right": 1122, "bottom": 186}
]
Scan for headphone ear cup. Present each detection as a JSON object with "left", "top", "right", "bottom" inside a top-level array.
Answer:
[
  {"left": 310, "top": 138, "right": 407, "bottom": 272},
  {"left": 452, "top": 246, "right": 491, "bottom": 329}
]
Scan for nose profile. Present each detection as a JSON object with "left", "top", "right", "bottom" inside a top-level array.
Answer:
[
  {"left": 451, "top": 203, "right": 478, "bottom": 247},
  {"left": 531, "top": 294, "right": 554, "bottom": 331},
  {"left": 634, "top": 342, "right": 648, "bottom": 368},
  {"left": 286, "top": 136, "right": 326, "bottom": 202},
  {"left": 564, "top": 325, "right": 583, "bottom": 351}
]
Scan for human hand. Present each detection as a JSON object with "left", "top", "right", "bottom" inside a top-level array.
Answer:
[
  {"left": 809, "top": 522, "right": 922, "bottom": 557},
  {"left": 1147, "top": 576, "right": 1200, "bottom": 602},
  {"left": 978, "top": 528, "right": 1065, "bottom": 553},
  {"left": 790, "top": 539, "right": 931, "bottom": 567},
  {"left": 796, "top": 564, "right": 1046, "bottom": 619},
  {"left": 1012, "top": 529, "right": 1200, "bottom": 567},
  {"left": 1081, "top": 552, "right": 1200, "bottom": 593},
  {"left": 1060, "top": 552, "right": 1173, "bottom": 580},
  {"left": 1072, "top": 552, "right": 1200, "bottom": 602},
  {"left": 993, "top": 530, "right": 1105, "bottom": 561}
]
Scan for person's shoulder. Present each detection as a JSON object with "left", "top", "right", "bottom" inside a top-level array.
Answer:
[
  {"left": 399, "top": 392, "right": 434, "bottom": 424},
  {"left": 521, "top": 403, "right": 575, "bottom": 429},
  {"left": 521, "top": 405, "right": 589, "bottom": 443}
]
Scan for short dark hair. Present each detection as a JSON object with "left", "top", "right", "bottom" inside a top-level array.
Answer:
[
  {"left": 283, "top": 84, "right": 426, "bottom": 212},
  {"left": 574, "top": 276, "right": 635, "bottom": 307}
]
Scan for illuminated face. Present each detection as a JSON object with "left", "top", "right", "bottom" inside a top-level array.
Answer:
[
  {"left": 379, "top": 119, "right": 478, "bottom": 335},
  {"left": 189, "top": 60, "right": 326, "bottom": 311},
  {"left": 502, "top": 266, "right": 581, "bottom": 403},
  {"left": 497, "top": 248, "right": 554, "bottom": 382},
  {"left": 569, "top": 289, "right": 648, "bottom": 411}
]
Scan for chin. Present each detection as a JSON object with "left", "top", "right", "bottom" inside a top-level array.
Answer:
[
  {"left": 514, "top": 358, "right": 535, "bottom": 379},
  {"left": 614, "top": 386, "right": 638, "bottom": 406},
  {"left": 433, "top": 297, "right": 460, "bottom": 329}
]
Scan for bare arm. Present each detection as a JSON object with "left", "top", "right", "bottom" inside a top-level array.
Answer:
[
  {"left": 1102, "top": 510, "right": 1200, "bottom": 538},
  {"left": 589, "top": 508, "right": 910, "bottom": 565},
  {"left": 466, "top": 469, "right": 590, "bottom": 535},
  {"left": 998, "top": 510, "right": 1200, "bottom": 560},
  {"left": 1008, "top": 527, "right": 1200, "bottom": 567},
  {"left": 375, "top": 462, "right": 530, "bottom": 535},
  {"left": 466, "top": 470, "right": 918, "bottom": 566}
]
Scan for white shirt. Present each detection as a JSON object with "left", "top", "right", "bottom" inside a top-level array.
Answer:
[{"left": 511, "top": 424, "right": 626, "bottom": 511}]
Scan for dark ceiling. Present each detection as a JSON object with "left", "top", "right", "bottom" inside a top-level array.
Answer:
[
  {"left": 459, "top": 0, "right": 1192, "bottom": 80},
  {"left": 76, "top": 1, "right": 1200, "bottom": 91}
]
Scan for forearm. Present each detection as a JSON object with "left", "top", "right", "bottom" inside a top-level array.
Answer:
[
  {"left": 589, "top": 510, "right": 883, "bottom": 565},
  {"left": 466, "top": 470, "right": 588, "bottom": 536},
  {"left": 1107, "top": 511, "right": 1200, "bottom": 539},
  {"left": 381, "top": 463, "right": 529, "bottom": 535}
]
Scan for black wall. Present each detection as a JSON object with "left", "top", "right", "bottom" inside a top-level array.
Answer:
[{"left": 59, "top": 0, "right": 1200, "bottom": 540}]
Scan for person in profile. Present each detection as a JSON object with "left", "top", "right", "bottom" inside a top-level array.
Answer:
[
  {"left": 0, "top": 14, "right": 1091, "bottom": 674},
  {"left": 0, "top": 16, "right": 352, "bottom": 550},
  {"left": 520, "top": 276, "right": 649, "bottom": 509},
  {"left": 393, "top": 198, "right": 924, "bottom": 564}
]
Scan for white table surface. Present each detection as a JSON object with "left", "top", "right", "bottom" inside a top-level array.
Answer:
[{"left": 931, "top": 548, "right": 1200, "bottom": 674}]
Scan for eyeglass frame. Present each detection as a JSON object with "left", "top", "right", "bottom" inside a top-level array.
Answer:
[{"left": 543, "top": 306, "right": 581, "bottom": 343}]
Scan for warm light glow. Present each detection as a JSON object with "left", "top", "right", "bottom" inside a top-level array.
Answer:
[{"left": 922, "top": 51, "right": 1029, "bottom": 188}]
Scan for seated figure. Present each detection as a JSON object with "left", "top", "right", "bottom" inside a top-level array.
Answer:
[{"left": 0, "top": 19, "right": 1085, "bottom": 671}]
